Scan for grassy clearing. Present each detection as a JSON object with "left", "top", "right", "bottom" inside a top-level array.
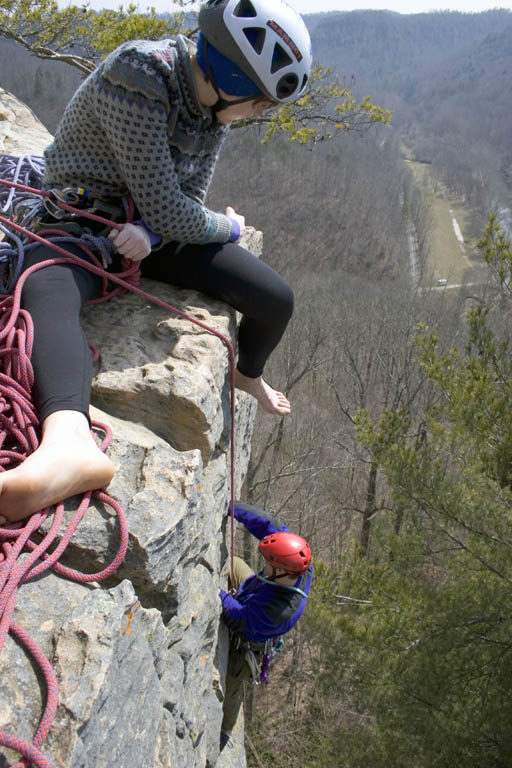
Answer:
[{"left": 406, "top": 160, "right": 484, "bottom": 288}]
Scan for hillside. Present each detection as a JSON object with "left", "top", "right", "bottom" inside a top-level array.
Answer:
[
  {"left": 308, "top": 9, "right": 511, "bottom": 88},
  {"left": 308, "top": 10, "right": 512, "bottom": 233}
]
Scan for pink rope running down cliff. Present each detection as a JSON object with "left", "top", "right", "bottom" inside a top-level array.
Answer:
[{"left": 0, "top": 177, "right": 237, "bottom": 768}]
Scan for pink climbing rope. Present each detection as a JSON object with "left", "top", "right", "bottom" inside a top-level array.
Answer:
[
  {"left": 0, "top": 274, "right": 129, "bottom": 768},
  {"left": 0, "top": 178, "right": 238, "bottom": 767}
]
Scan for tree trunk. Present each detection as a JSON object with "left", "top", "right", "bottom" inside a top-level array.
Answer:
[{"left": 360, "top": 463, "right": 377, "bottom": 556}]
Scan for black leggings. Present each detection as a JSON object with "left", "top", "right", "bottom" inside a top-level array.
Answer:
[{"left": 20, "top": 240, "right": 294, "bottom": 423}]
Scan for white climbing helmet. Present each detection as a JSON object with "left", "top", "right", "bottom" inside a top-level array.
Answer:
[{"left": 198, "top": 0, "right": 313, "bottom": 103}]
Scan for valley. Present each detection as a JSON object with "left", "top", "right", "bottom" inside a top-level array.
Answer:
[{"left": 405, "top": 152, "right": 488, "bottom": 290}]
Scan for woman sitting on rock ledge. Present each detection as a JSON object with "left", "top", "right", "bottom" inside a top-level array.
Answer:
[{"left": 0, "top": 0, "right": 313, "bottom": 525}]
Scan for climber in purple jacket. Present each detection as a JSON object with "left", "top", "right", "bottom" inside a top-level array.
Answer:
[{"left": 219, "top": 501, "right": 313, "bottom": 750}]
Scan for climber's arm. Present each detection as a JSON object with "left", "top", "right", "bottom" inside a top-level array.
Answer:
[{"left": 229, "top": 501, "right": 289, "bottom": 541}]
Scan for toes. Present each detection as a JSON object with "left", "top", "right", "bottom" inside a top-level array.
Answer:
[
  {"left": 269, "top": 391, "right": 290, "bottom": 414},
  {"left": 270, "top": 398, "right": 291, "bottom": 415},
  {"left": 234, "top": 374, "right": 291, "bottom": 415}
]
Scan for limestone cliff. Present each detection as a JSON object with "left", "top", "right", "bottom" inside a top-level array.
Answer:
[{"left": 0, "top": 88, "right": 255, "bottom": 768}]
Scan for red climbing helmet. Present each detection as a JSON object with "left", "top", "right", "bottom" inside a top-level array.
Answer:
[{"left": 258, "top": 531, "right": 312, "bottom": 574}]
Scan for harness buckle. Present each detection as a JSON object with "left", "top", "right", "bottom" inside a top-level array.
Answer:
[{"left": 44, "top": 187, "right": 87, "bottom": 220}]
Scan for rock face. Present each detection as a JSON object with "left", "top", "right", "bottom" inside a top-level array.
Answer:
[
  {"left": 0, "top": 87, "right": 52, "bottom": 154},
  {"left": 0, "top": 90, "right": 255, "bottom": 768}
]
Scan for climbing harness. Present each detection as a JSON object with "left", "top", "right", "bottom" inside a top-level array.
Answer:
[
  {"left": 0, "top": 154, "right": 239, "bottom": 767},
  {"left": 259, "top": 636, "right": 284, "bottom": 684},
  {"left": 232, "top": 631, "right": 284, "bottom": 685}
]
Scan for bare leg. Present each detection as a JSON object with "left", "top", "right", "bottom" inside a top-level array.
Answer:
[
  {"left": 234, "top": 369, "right": 291, "bottom": 415},
  {"left": 0, "top": 410, "right": 115, "bottom": 524},
  {"left": 140, "top": 244, "right": 294, "bottom": 415}
]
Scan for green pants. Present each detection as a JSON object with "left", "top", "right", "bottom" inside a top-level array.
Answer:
[{"left": 222, "top": 557, "right": 257, "bottom": 732}]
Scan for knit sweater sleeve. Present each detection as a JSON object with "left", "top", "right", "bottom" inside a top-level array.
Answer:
[
  {"left": 180, "top": 150, "right": 218, "bottom": 206},
  {"left": 94, "top": 96, "right": 228, "bottom": 243}
]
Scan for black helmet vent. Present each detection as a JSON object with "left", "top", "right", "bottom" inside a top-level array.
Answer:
[
  {"left": 276, "top": 72, "right": 298, "bottom": 98},
  {"left": 271, "top": 43, "right": 293, "bottom": 73},
  {"left": 243, "top": 26, "right": 266, "bottom": 54},
  {"left": 234, "top": 0, "right": 257, "bottom": 17}
]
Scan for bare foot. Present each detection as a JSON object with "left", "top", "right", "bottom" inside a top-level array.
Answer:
[
  {"left": 0, "top": 410, "right": 115, "bottom": 524},
  {"left": 234, "top": 370, "right": 291, "bottom": 415}
]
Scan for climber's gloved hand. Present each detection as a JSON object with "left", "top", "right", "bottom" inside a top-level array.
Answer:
[
  {"left": 225, "top": 206, "right": 245, "bottom": 243},
  {"left": 108, "top": 222, "right": 152, "bottom": 261}
]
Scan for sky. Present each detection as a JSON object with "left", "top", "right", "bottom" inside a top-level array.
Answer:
[
  {"left": 82, "top": 0, "right": 512, "bottom": 14},
  {"left": 287, "top": 0, "right": 512, "bottom": 11}
]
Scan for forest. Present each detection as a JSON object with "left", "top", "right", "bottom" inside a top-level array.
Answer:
[
  {"left": 1, "top": 5, "right": 512, "bottom": 767},
  {"left": 213, "top": 10, "right": 512, "bottom": 767}
]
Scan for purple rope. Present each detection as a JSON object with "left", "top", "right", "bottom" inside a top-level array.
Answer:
[
  {"left": 0, "top": 154, "right": 45, "bottom": 293},
  {"left": 0, "top": 154, "right": 44, "bottom": 214}
]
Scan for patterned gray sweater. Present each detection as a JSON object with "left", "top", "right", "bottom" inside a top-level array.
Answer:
[{"left": 44, "top": 36, "right": 234, "bottom": 246}]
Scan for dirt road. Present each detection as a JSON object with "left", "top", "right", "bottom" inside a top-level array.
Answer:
[{"left": 405, "top": 158, "right": 486, "bottom": 289}]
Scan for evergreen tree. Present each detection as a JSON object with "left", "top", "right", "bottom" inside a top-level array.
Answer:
[{"left": 333, "top": 219, "right": 512, "bottom": 767}]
